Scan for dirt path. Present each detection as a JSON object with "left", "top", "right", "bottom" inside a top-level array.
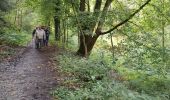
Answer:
[{"left": 0, "top": 44, "right": 58, "bottom": 100}]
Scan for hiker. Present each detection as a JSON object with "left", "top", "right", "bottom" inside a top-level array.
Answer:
[
  {"left": 41, "top": 26, "right": 46, "bottom": 46},
  {"left": 44, "top": 27, "right": 50, "bottom": 46},
  {"left": 32, "top": 27, "right": 37, "bottom": 47},
  {"left": 34, "top": 27, "right": 46, "bottom": 49},
  {"left": 32, "top": 27, "right": 37, "bottom": 38}
]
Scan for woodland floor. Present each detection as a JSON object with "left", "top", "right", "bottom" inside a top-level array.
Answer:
[{"left": 0, "top": 43, "right": 59, "bottom": 100}]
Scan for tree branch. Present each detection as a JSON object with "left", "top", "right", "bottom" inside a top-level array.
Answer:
[
  {"left": 100, "top": 0, "right": 151, "bottom": 35},
  {"left": 97, "top": 0, "right": 113, "bottom": 29},
  {"left": 95, "top": 0, "right": 113, "bottom": 35},
  {"left": 79, "top": 0, "right": 86, "bottom": 11},
  {"left": 94, "top": 0, "right": 102, "bottom": 11}
]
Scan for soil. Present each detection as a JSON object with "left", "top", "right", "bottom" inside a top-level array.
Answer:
[{"left": 0, "top": 43, "right": 58, "bottom": 100}]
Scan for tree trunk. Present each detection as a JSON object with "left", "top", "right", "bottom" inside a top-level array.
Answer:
[
  {"left": 76, "top": 0, "right": 88, "bottom": 56},
  {"left": 54, "top": 0, "right": 61, "bottom": 41},
  {"left": 54, "top": 17, "right": 60, "bottom": 41},
  {"left": 77, "top": 34, "right": 99, "bottom": 56},
  {"left": 76, "top": 0, "right": 112, "bottom": 57}
]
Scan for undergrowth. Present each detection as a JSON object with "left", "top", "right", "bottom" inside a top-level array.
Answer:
[
  {"left": 0, "top": 29, "right": 31, "bottom": 61},
  {"left": 52, "top": 50, "right": 170, "bottom": 100},
  {"left": 0, "top": 29, "right": 31, "bottom": 46}
]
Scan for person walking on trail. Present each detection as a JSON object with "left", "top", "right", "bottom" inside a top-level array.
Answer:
[
  {"left": 32, "top": 27, "right": 37, "bottom": 38},
  {"left": 32, "top": 27, "right": 37, "bottom": 47},
  {"left": 34, "top": 27, "right": 46, "bottom": 49},
  {"left": 44, "top": 27, "right": 50, "bottom": 46}
]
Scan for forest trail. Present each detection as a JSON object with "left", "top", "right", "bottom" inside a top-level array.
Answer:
[{"left": 0, "top": 43, "right": 58, "bottom": 100}]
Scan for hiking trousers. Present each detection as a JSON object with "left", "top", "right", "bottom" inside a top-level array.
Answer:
[{"left": 35, "top": 39, "right": 43, "bottom": 49}]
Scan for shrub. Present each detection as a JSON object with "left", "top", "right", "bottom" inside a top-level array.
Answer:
[
  {"left": 0, "top": 30, "right": 31, "bottom": 46},
  {"left": 52, "top": 51, "right": 169, "bottom": 100}
]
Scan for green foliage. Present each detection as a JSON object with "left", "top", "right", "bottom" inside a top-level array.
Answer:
[
  {"left": 129, "top": 76, "right": 170, "bottom": 95},
  {"left": 0, "top": 0, "right": 12, "bottom": 30},
  {"left": 52, "top": 51, "right": 170, "bottom": 100},
  {"left": 57, "top": 51, "right": 110, "bottom": 82},
  {"left": 53, "top": 81, "right": 160, "bottom": 100},
  {"left": 0, "top": 0, "right": 11, "bottom": 12},
  {"left": 0, "top": 29, "right": 31, "bottom": 46}
]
